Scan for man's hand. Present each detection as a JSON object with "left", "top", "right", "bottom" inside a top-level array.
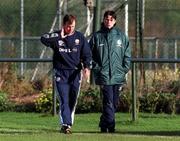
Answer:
[
  {"left": 61, "top": 28, "right": 67, "bottom": 38},
  {"left": 83, "top": 68, "right": 90, "bottom": 83}
]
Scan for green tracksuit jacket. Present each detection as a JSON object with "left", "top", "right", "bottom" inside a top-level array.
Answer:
[{"left": 89, "top": 26, "right": 131, "bottom": 85}]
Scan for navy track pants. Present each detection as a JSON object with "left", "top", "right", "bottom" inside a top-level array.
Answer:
[
  {"left": 55, "top": 69, "right": 81, "bottom": 127},
  {"left": 99, "top": 84, "right": 121, "bottom": 129}
]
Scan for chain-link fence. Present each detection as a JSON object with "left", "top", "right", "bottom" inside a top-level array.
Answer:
[
  {"left": 140, "top": 0, "right": 180, "bottom": 59},
  {"left": 130, "top": 0, "right": 180, "bottom": 99},
  {"left": 0, "top": 0, "right": 128, "bottom": 79},
  {"left": 0, "top": 0, "right": 179, "bottom": 80}
]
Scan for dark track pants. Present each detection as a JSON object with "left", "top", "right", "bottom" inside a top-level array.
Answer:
[
  {"left": 55, "top": 69, "right": 81, "bottom": 127},
  {"left": 99, "top": 84, "right": 121, "bottom": 129}
]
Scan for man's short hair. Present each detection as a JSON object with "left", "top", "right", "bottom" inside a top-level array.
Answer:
[
  {"left": 63, "top": 14, "right": 76, "bottom": 25},
  {"left": 103, "top": 10, "right": 116, "bottom": 20}
]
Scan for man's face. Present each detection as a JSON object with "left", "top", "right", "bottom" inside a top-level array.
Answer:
[
  {"left": 63, "top": 20, "right": 75, "bottom": 35},
  {"left": 103, "top": 15, "right": 116, "bottom": 29}
]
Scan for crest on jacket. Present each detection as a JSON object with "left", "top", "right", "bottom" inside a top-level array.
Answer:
[{"left": 116, "top": 39, "right": 122, "bottom": 47}]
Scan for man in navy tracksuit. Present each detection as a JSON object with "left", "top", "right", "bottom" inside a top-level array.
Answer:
[{"left": 41, "top": 14, "right": 91, "bottom": 134}]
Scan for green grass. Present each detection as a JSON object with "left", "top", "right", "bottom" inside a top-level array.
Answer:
[{"left": 0, "top": 112, "right": 180, "bottom": 141}]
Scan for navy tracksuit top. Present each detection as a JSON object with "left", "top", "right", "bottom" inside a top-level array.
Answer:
[
  {"left": 41, "top": 30, "right": 92, "bottom": 71},
  {"left": 41, "top": 30, "right": 91, "bottom": 126}
]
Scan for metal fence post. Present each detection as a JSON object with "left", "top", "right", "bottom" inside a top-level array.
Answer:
[
  {"left": 20, "top": 0, "right": 24, "bottom": 76},
  {"left": 174, "top": 39, "right": 177, "bottom": 71},
  {"left": 131, "top": 61, "right": 136, "bottom": 121},
  {"left": 52, "top": 70, "right": 57, "bottom": 116},
  {"left": 94, "top": 0, "right": 101, "bottom": 32}
]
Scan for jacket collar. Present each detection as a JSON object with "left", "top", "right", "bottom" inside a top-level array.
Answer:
[{"left": 100, "top": 25, "right": 118, "bottom": 34}]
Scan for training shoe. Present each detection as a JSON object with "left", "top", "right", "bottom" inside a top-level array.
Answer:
[
  {"left": 60, "top": 126, "right": 72, "bottom": 134},
  {"left": 64, "top": 127, "right": 72, "bottom": 134}
]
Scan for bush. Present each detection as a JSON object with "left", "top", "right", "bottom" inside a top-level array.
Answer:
[
  {"left": 0, "top": 91, "right": 14, "bottom": 112},
  {"left": 139, "top": 93, "right": 159, "bottom": 113},
  {"left": 139, "top": 92, "right": 176, "bottom": 114},
  {"left": 13, "top": 103, "right": 36, "bottom": 112},
  {"left": 34, "top": 87, "right": 178, "bottom": 114},
  {"left": 176, "top": 100, "right": 180, "bottom": 114},
  {"left": 2, "top": 68, "right": 35, "bottom": 97},
  {"left": 35, "top": 88, "right": 59, "bottom": 113},
  {"left": 76, "top": 87, "right": 102, "bottom": 113},
  {"left": 155, "top": 93, "right": 176, "bottom": 114},
  {"left": 117, "top": 89, "right": 131, "bottom": 112},
  {"left": 35, "top": 86, "right": 101, "bottom": 114}
]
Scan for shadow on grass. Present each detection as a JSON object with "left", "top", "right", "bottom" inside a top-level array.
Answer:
[
  {"left": 73, "top": 130, "right": 180, "bottom": 137},
  {"left": 0, "top": 127, "right": 179, "bottom": 137},
  {"left": 118, "top": 131, "right": 180, "bottom": 136},
  {"left": 0, "top": 127, "right": 58, "bottom": 135}
]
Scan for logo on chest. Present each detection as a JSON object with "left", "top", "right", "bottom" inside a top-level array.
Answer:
[
  {"left": 116, "top": 39, "right": 123, "bottom": 47},
  {"left": 58, "top": 48, "right": 78, "bottom": 53},
  {"left": 59, "top": 48, "right": 72, "bottom": 53},
  {"left": 58, "top": 39, "right": 79, "bottom": 53},
  {"left": 58, "top": 40, "right": 65, "bottom": 46},
  {"left": 75, "top": 39, "right": 80, "bottom": 45}
]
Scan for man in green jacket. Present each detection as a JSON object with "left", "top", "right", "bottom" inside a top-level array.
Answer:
[{"left": 89, "top": 10, "right": 131, "bottom": 133}]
